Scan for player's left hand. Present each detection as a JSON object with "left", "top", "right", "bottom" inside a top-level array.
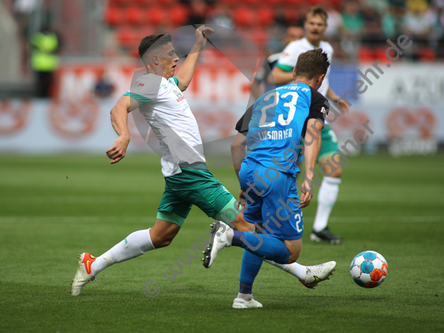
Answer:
[
  {"left": 299, "top": 180, "right": 314, "bottom": 208},
  {"left": 338, "top": 99, "right": 349, "bottom": 113},
  {"left": 237, "top": 189, "right": 246, "bottom": 211},
  {"left": 195, "top": 25, "right": 214, "bottom": 49}
]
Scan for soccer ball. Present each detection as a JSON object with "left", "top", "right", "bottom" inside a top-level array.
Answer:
[{"left": 350, "top": 251, "right": 388, "bottom": 288}]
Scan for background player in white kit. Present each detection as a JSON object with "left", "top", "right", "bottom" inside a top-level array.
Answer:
[{"left": 270, "top": 6, "right": 349, "bottom": 244}]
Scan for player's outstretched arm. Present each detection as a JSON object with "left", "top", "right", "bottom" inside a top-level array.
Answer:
[
  {"left": 106, "top": 95, "right": 138, "bottom": 164},
  {"left": 231, "top": 133, "right": 247, "bottom": 181},
  {"left": 327, "top": 87, "right": 349, "bottom": 112},
  {"left": 268, "top": 66, "right": 295, "bottom": 86},
  {"left": 175, "top": 25, "right": 214, "bottom": 91},
  {"left": 300, "top": 118, "right": 324, "bottom": 208}
]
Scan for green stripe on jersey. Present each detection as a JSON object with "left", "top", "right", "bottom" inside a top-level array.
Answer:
[
  {"left": 276, "top": 63, "right": 294, "bottom": 72},
  {"left": 123, "top": 92, "right": 152, "bottom": 105},
  {"left": 172, "top": 77, "right": 179, "bottom": 85}
]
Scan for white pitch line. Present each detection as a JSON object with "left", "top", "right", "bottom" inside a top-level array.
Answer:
[
  {"left": 0, "top": 195, "right": 157, "bottom": 204},
  {"left": 327, "top": 216, "right": 442, "bottom": 223},
  {"left": 0, "top": 216, "right": 441, "bottom": 223}
]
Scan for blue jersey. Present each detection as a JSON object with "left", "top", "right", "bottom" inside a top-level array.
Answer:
[{"left": 236, "top": 82, "right": 328, "bottom": 176}]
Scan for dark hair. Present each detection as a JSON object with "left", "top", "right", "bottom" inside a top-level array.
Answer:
[
  {"left": 295, "top": 49, "right": 330, "bottom": 79},
  {"left": 306, "top": 5, "right": 328, "bottom": 23},
  {"left": 138, "top": 34, "right": 172, "bottom": 60}
]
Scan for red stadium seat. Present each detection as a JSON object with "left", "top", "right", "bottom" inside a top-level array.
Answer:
[
  {"left": 105, "top": 6, "right": 126, "bottom": 26},
  {"left": 134, "top": 0, "right": 153, "bottom": 6},
  {"left": 171, "top": 4, "right": 190, "bottom": 27},
  {"left": 252, "top": 29, "right": 269, "bottom": 48},
  {"left": 116, "top": 27, "right": 140, "bottom": 47},
  {"left": 127, "top": 6, "right": 145, "bottom": 26},
  {"left": 283, "top": 0, "right": 304, "bottom": 7},
  {"left": 148, "top": 7, "right": 171, "bottom": 27},
  {"left": 243, "top": 0, "right": 261, "bottom": 6},
  {"left": 419, "top": 47, "right": 436, "bottom": 61},
  {"left": 233, "top": 6, "right": 257, "bottom": 28},
  {"left": 358, "top": 46, "right": 375, "bottom": 62},
  {"left": 264, "top": 0, "right": 284, "bottom": 6},
  {"left": 284, "top": 7, "right": 299, "bottom": 24},
  {"left": 109, "top": 0, "right": 131, "bottom": 6},
  {"left": 258, "top": 7, "right": 274, "bottom": 27},
  {"left": 158, "top": 0, "right": 175, "bottom": 7}
]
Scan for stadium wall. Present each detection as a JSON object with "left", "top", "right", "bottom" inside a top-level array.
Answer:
[{"left": 0, "top": 62, "right": 442, "bottom": 157}]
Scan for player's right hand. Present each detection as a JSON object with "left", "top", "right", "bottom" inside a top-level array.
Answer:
[
  {"left": 299, "top": 180, "right": 314, "bottom": 208},
  {"left": 106, "top": 135, "right": 130, "bottom": 164}
]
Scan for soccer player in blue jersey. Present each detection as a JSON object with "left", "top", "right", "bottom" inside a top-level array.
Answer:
[{"left": 203, "top": 49, "right": 337, "bottom": 308}]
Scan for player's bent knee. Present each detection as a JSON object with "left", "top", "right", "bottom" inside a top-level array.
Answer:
[
  {"left": 151, "top": 236, "right": 173, "bottom": 248},
  {"left": 331, "top": 167, "right": 342, "bottom": 178},
  {"left": 287, "top": 251, "right": 301, "bottom": 264}
]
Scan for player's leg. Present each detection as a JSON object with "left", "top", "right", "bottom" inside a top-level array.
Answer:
[
  {"left": 204, "top": 165, "right": 302, "bottom": 268},
  {"left": 70, "top": 185, "right": 188, "bottom": 296},
  {"left": 312, "top": 123, "right": 343, "bottom": 244},
  {"left": 233, "top": 250, "right": 264, "bottom": 309}
]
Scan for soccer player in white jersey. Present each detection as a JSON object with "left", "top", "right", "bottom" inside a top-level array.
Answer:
[
  {"left": 269, "top": 6, "right": 349, "bottom": 244},
  {"left": 70, "top": 26, "right": 246, "bottom": 296}
]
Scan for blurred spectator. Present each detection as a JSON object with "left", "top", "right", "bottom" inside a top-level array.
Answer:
[
  {"left": 427, "top": 0, "right": 444, "bottom": 58},
  {"left": 94, "top": 74, "right": 114, "bottom": 98},
  {"left": 324, "top": 1, "right": 343, "bottom": 40},
  {"left": 362, "top": 0, "right": 389, "bottom": 13},
  {"left": 30, "top": 23, "right": 61, "bottom": 98},
  {"left": 186, "top": 0, "right": 208, "bottom": 26},
  {"left": 341, "top": 1, "right": 365, "bottom": 36},
  {"left": 362, "top": 4, "right": 385, "bottom": 47},
  {"left": 206, "top": 3, "right": 234, "bottom": 29},
  {"left": 382, "top": 5, "right": 406, "bottom": 38},
  {"left": 341, "top": 1, "right": 364, "bottom": 59},
  {"left": 274, "top": 7, "right": 290, "bottom": 30},
  {"left": 404, "top": 0, "right": 432, "bottom": 59}
]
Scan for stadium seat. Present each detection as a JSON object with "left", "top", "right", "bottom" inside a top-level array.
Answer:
[
  {"left": 148, "top": 7, "right": 170, "bottom": 27},
  {"left": 127, "top": 6, "right": 146, "bottom": 26},
  {"left": 134, "top": 0, "right": 153, "bottom": 6},
  {"left": 358, "top": 46, "right": 375, "bottom": 62},
  {"left": 419, "top": 47, "right": 436, "bottom": 61},
  {"left": 233, "top": 6, "right": 257, "bottom": 28},
  {"left": 252, "top": 29, "right": 269, "bottom": 48},
  {"left": 157, "top": 0, "right": 175, "bottom": 7},
  {"left": 283, "top": 0, "right": 304, "bottom": 7},
  {"left": 116, "top": 27, "right": 140, "bottom": 47},
  {"left": 109, "top": 0, "right": 131, "bottom": 6},
  {"left": 265, "top": 0, "right": 283, "bottom": 6},
  {"left": 104, "top": 6, "right": 126, "bottom": 26},
  {"left": 171, "top": 4, "right": 190, "bottom": 27},
  {"left": 258, "top": 7, "right": 274, "bottom": 27},
  {"left": 284, "top": 7, "right": 299, "bottom": 24}
]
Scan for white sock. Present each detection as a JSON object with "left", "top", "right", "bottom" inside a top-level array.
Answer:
[
  {"left": 91, "top": 228, "right": 155, "bottom": 275},
  {"left": 265, "top": 260, "right": 307, "bottom": 281},
  {"left": 237, "top": 292, "right": 253, "bottom": 301},
  {"left": 313, "top": 177, "right": 341, "bottom": 232}
]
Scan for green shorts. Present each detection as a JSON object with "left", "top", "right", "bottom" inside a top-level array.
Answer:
[
  {"left": 157, "top": 164, "right": 238, "bottom": 227},
  {"left": 318, "top": 122, "right": 339, "bottom": 161}
]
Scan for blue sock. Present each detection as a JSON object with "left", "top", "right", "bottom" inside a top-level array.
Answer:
[
  {"left": 240, "top": 250, "right": 264, "bottom": 286},
  {"left": 232, "top": 230, "right": 290, "bottom": 264}
]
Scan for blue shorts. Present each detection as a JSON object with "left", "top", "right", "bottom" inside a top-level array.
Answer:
[{"left": 239, "top": 158, "right": 303, "bottom": 240}]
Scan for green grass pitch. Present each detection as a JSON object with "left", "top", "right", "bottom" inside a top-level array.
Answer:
[{"left": 0, "top": 153, "right": 443, "bottom": 332}]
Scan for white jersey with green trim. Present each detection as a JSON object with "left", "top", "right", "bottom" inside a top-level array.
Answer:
[
  {"left": 276, "top": 38, "right": 333, "bottom": 96},
  {"left": 125, "top": 73, "right": 205, "bottom": 177}
]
